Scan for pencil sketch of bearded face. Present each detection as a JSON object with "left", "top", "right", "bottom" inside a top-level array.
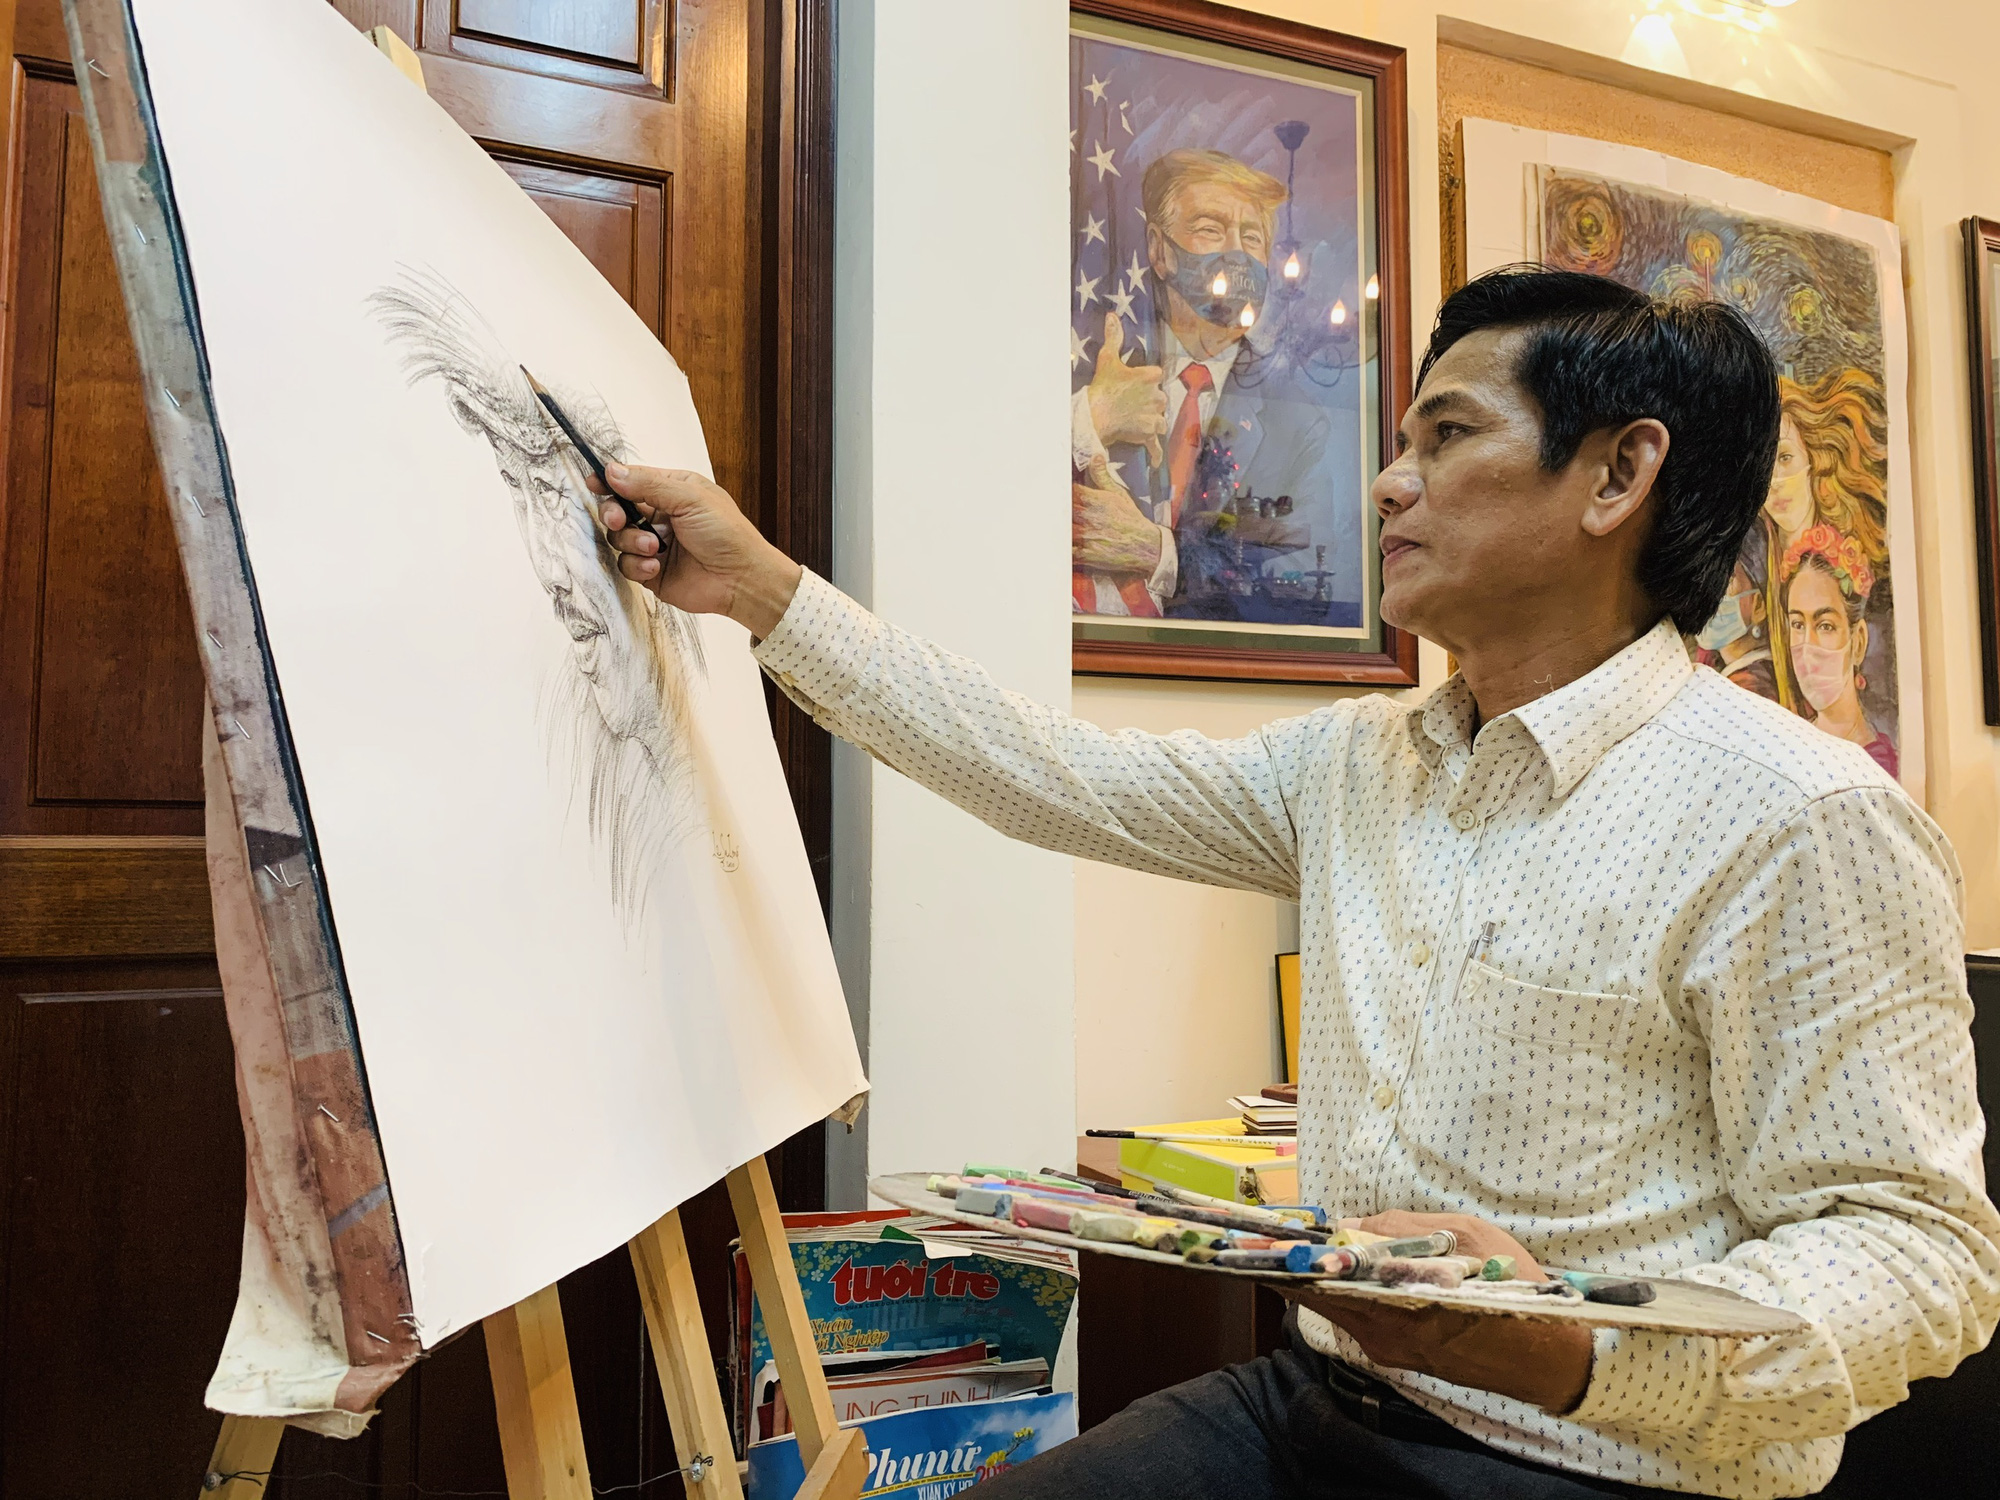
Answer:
[{"left": 366, "top": 267, "right": 705, "bottom": 924}]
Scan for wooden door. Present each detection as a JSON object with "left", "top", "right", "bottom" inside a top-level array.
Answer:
[{"left": 0, "top": 0, "right": 835, "bottom": 1492}]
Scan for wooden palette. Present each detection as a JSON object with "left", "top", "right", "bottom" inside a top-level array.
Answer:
[{"left": 869, "top": 1174, "right": 1809, "bottom": 1340}]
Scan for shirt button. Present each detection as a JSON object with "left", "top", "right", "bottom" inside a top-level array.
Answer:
[
  {"left": 1452, "top": 809, "right": 1478, "bottom": 831},
  {"left": 1411, "top": 942, "right": 1432, "bottom": 967},
  {"left": 1371, "top": 1083, "right": 1396, "bottom": 1109}
]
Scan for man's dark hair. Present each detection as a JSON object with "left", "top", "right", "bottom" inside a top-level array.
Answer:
[{"left": 1416, "top": 265, "right": 1780, "bottom": 630}]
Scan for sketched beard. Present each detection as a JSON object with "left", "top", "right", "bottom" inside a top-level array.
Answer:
[{"left": 541, "top": 608, "right": 703, "bottom": 924}]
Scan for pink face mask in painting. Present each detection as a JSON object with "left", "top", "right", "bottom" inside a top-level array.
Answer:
[{"left": 1790, "top": 639, "right": 1853, "bottom": 713}]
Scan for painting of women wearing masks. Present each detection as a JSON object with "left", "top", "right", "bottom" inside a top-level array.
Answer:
[
  {"left": 1069, "top": 12, "right": 1404, "bottom": 682},
  {"left": 1540, "top": 171, "right": 1905, "bottom": 777}
]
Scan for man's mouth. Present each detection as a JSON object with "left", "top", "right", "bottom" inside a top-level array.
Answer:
[{"left": 1380, "top": 535, "right": 1419, "bottom": 570}]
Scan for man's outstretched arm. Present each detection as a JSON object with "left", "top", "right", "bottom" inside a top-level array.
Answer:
[{"left": 592, "top": 462, "right": 1315, "bottom": 898}]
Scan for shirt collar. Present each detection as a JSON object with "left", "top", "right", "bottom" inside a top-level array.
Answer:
[
  {"left": 1161, "top": 324, "right": 1241, "bottom": 388},
  {"left": 1407, "top": 618, "right": 1692, "bottom": 798}
]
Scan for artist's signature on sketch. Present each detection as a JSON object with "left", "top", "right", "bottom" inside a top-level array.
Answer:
[{"left": 712, "top": 832, "right": 740, "bottom": 873}]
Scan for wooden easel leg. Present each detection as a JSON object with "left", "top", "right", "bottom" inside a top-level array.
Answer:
[
  {"left": 629, "top": 1210, "right": 746, "bottom": 1498},
  {"left": 485, "top": 1284, "right": 594, "bottom": 1500},
  {"left": 200, "top": 1414, "right": 285, "bottom": 1497},
  {"left": 727, "top": 1159, "right": 869, "bottom": 1500}
]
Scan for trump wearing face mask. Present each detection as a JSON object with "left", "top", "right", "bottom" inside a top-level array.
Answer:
[{"left": 1070, "top": 148, "right": 1351, "bottom": 620}]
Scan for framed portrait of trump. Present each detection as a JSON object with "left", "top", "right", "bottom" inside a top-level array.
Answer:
[{"left": 1070, "top": 0, "right": 1415, "bottom": 684}]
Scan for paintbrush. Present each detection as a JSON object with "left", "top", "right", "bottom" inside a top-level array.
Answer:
[{"left": 520, "top": 365, "right": 675, "bottom": 559}]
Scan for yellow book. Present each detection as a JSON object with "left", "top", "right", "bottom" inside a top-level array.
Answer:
[{"left": 1116, "top": 1118, "right": 1299, "bottom": 1206}]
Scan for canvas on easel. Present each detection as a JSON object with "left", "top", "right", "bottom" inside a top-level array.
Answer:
[{"left": 60, "top": 0, "right": 868, "bottom": 1468}]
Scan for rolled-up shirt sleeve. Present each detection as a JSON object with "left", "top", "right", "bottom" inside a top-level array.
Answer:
[
  {"left": 1568, "top": 785, "right": 2000, "bottom": 1455},
  {"left": 752, "top": 570, "right": 1322, "bottom": 899}
]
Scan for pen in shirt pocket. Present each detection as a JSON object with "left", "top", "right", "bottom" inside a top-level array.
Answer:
[{"left": 1465, "top": 920, "right": 1498, "bottom": 967}]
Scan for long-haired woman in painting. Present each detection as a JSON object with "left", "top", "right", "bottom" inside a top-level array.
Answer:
[
  {"left": 1780, "top": 524, "right": 1895, "bottom": 777},
  {"left": 1758, "top": 366, "right": 1890, "bottom": 711}
]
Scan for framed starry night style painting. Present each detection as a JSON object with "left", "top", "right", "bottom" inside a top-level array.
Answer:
[{"left": 1069, "top": 0, "right": 1415, "bottom": 684}]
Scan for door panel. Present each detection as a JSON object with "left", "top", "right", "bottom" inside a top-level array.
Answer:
[
  {"left": 34, "top": 100, "right": 204, "bottom": 805},
  {"left": 458, "top": 0, "right": 646, "bottom": 67},
  {"left": 495, "top": 156, "right": 669, "bottom": 339},
  {"left": 0, "top": 959, "right": 239, "bottom": 1500},
  {"left": 0, "top": 68, "right": 205, "bottom": 835},
  {"left": 425, "top": 0, "right": 669, "bottom": 94}
]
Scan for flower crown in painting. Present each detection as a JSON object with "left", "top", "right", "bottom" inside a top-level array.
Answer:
[{"left": 1780, "top": 522, "right": 1875, "bottom": 600}]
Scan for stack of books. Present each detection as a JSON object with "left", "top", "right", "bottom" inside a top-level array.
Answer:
[
  {"left": 1230, "top": 1085, "right": 1298, "bottom": 1136},
  {"left": 1115, "top": 1118, "right": 1298, "bottom": 1206},
  {"left": 733, "top": 1210, "right": 1080, "bottom": 1498}
]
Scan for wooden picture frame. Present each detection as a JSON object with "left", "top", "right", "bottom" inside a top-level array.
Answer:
[
  {"left": 1069, "top": 0, "right": 1415, "bottom": 685},
  {"left": 1962, "top": 217, "right": 2000, "bottom": 725}
]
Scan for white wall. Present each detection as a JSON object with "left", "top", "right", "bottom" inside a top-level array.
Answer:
[
  {"left": 829, "top": 0, "right": 1076, "bottom": 1204},
  {"left": 1073, "top": 0, "right": 2000, "bottom": 1132}
]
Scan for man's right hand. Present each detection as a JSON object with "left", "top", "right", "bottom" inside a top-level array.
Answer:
[
  {"left": 1085, "top": 312, "right": 1167, "bottom": 464},
  {"left": 594, "top": 464, "right": 802, "bottom": 639}
]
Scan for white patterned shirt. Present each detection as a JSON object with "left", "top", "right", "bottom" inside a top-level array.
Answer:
[{"left": 753, "top": 571, "right": 1998, "bottom": 1499}]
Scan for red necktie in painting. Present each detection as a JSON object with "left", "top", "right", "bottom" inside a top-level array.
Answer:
[{"left": 1166, "top": 361, "right": 1214, "bottom": 526}]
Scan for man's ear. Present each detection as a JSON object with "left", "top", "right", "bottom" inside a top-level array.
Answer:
[
  {"left": 1146, "top": 221, "right": 1171, "bottom": 280},
  {"left": 1582, "top": 418, "right": 1669, "bottom": 538}
]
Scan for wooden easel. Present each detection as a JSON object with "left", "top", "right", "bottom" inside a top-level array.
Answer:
[{"left": 201, "top": 1157, "right": 869, "bottom": 1500}]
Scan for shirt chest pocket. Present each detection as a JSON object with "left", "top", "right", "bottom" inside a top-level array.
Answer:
[
  {"left": 1456, "top": 961, "right": 1667, "bottom": 1056},
  {"left": 1399, "top": 963, "right": 1692, "bottom": 1215}
]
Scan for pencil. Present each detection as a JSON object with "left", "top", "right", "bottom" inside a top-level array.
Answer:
[{"left": 520, "top": 365, "right": 675, "bottom": 559}]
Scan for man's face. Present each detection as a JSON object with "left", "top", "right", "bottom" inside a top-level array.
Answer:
[
  {"left": 1372, "top": 328, "right": 1613, "bottom": 654},
  {"left": 1147, "top": 182, "right": 1271, "bottom": 332},
  {"left": 485, "top": 437, "right": 654, "bottom": 738}
]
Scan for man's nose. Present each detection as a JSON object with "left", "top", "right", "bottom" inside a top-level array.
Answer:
[{"left": 1372, "top": 459, "right": 1420, "bottom": 518}]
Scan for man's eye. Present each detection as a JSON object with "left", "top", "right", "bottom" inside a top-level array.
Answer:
[{"left": 1434, "top": 422, "right": 1465, "bottom": 441}]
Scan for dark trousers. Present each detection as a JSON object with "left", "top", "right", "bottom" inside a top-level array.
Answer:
[{"left": 975, "top": 1337, "right": 1678, "bottom": 1500}]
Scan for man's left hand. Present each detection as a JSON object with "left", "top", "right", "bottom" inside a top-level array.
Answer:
[{"left": 1312, "top": 1211, "right": 1594, "bottom": 1413}]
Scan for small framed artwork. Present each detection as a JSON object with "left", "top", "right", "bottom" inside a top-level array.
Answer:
[
  {"left": 1276, "top": 950, "right": 1300, "bottom": 1084},
  {"left": 1069, "top": 0, "right": 1415, "bottom": 684},
  {"left": 1962, "top": 217, "right": 2000, "bottom": 725}
]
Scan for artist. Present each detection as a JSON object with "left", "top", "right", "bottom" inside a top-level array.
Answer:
[{"left": 592, "top": 268, "right": 1997, "bottom": 1499}]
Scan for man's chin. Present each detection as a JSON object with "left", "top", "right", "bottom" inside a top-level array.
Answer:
[{"left": 1378, "top": 579, "right": 1422, "bottom": 634}]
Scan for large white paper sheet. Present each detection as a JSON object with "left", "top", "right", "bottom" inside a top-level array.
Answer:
[{"left": 132, "top": 0, "right": 866, "bottom": 1345}]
